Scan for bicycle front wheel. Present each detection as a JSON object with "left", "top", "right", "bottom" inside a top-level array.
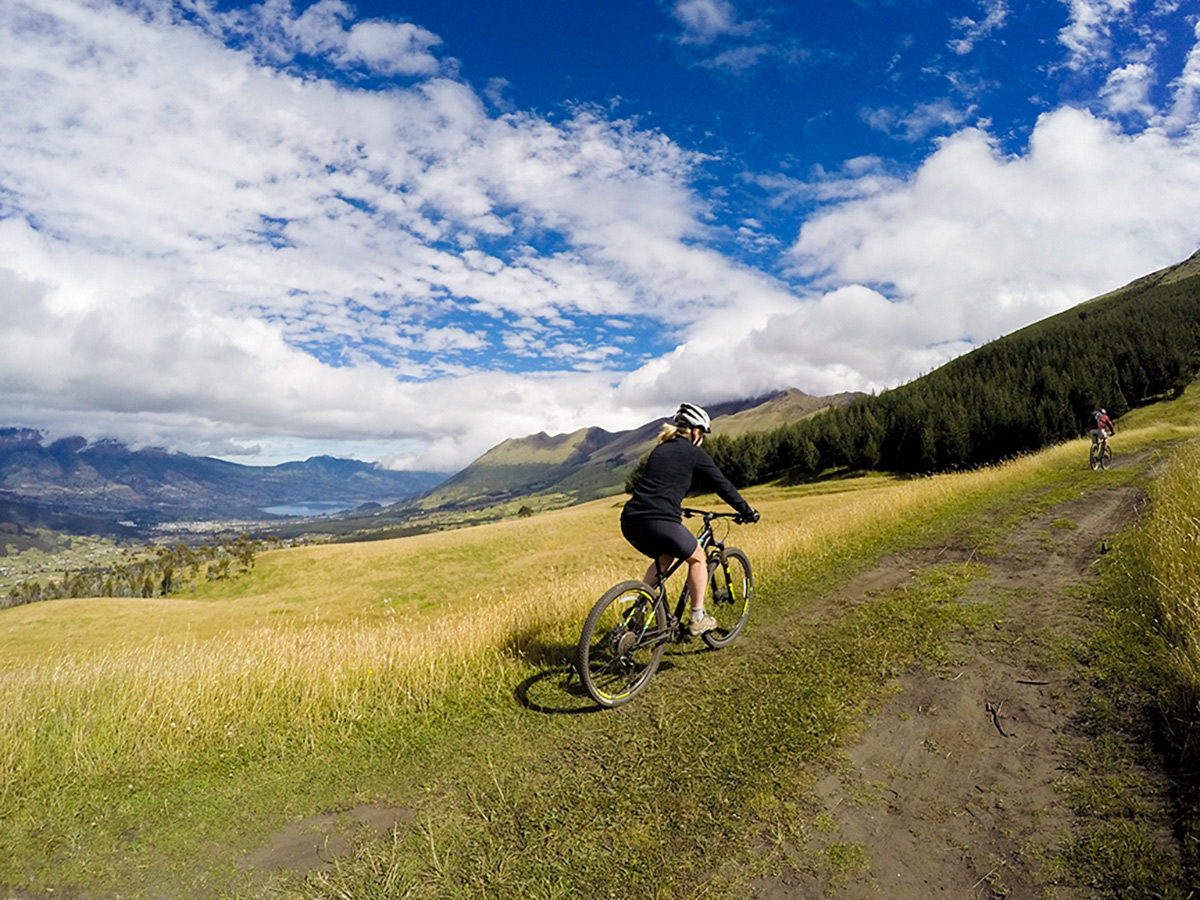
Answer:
[
  {"left": 576, "top": 580, "right": 667, "bottom": 708},
  {"left": 701, "top": 548, "right": 753, "bottom": 650},
  {"left": 1099, "top": 444, "right": 1112, "bottom": 469}
]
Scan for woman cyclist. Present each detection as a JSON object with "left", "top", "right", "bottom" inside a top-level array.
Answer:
[{"left": 620, "top": 403, "right": 759, "bottom": 635}]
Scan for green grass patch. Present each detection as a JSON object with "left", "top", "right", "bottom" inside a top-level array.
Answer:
[
  {"left": 297, "top": 563, "right": 994, "bottom": 900},
  {"left": 4, "top": 383, "right": 1200, "bottom": 898},
  {"left": 1050, "top": 438, "right": 1200, "bottom": 898}
]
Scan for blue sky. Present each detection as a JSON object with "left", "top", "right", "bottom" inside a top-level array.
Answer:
[{"left": 2, "top": 0, "right": 1199, "bottom": 472}]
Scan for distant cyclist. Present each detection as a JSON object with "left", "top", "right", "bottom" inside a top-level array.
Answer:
[
  {"left": 1089, "top": 408, "right": 1115, "bottom": 451},
  {"left": 620, "top": 402, "right": 758, "bottom": 635}
]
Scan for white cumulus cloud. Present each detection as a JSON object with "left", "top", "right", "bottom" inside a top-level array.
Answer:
[{"left": 1, "top": 0, "right": 1200, "bottom": 474}]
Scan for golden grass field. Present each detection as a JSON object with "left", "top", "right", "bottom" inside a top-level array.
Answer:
[
  {"left": 1107, "top": 435, "right": 1200, "bottom": 731},
  {"left": 0, "top": 407, "right": 1188, "bottom": 759},
  {"left": 2, "top": 385, "right": 1199, "bottom": 898},
  {"left": 0, "top": 465, "right": 1116, "bottom": 767}
]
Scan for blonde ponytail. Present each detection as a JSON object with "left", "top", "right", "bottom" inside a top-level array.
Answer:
[
  {"left": 659, "top": 422, "right": 703, "bottom": 444},
  {"left": 658, "top": 422, "right": 681, "bottom": 443}
]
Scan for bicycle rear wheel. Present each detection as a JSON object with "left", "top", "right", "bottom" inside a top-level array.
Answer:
[
  {"left": 576, "top": 580, "right": 667, "bottom": 708},
  {"left": 701, "top": 548, "right": 753, "bottom": 650},
  {"left": 1090, "top": 444, "right": 1101, "bottom": 470}
]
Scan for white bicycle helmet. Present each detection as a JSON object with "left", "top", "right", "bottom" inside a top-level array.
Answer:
[{"left": 674, "top": 402, "right": 712, "bottom": 433}]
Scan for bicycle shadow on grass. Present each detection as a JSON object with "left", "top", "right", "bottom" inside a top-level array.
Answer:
[
  {"left": 505, "top": 628, "right": 594, "bottom": 714},
  {"left": 513, "top": 661, "right": 680, "bottom": 715},
  {"left": 514, "top": 667, "right": 600, "bottom": 715},
  {"left": 510, "top": 628, "right": 695, "bottom": 714}
]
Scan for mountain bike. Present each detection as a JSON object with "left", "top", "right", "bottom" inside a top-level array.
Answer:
[
  {"left": 1089, "top": 432, "right": 1112, "bottom": 470},
  {"left": 575, "top": 509, "right": 754, "bottom": 708}
]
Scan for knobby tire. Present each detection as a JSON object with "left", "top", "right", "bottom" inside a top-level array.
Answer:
[
  {"left": 700, "top": 547, "right": 753, "bottom": 650},
  {"left": 576, "top": 580, "right": 667, "bottom": 708}
]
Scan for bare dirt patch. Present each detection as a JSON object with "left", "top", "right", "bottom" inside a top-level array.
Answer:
[
  {"left": 752, "top": 481, "right": 1160, "bottom": 899},
  {"left": 233, "top": 457, "right": 1168, "bottom": 899},
  {"left": 240, "top": 803, "right": 412, "bottom": 883}
]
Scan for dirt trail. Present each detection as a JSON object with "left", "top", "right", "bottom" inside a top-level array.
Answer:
[
  {"left": 753, "top": 478, "right": 1159, "bottom": 899},
  {"left": 236, "top": 463, "right": 1163, "bottom": 899}
]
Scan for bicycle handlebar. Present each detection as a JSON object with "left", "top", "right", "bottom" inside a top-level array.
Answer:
[{"left": 682, "top": 508, "right": 757, "bottom": 524}]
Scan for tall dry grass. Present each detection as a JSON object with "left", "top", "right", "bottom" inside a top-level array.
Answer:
[
  {"left": 0, "top": 430, "right": 1162, "bottom": 819},
  {"left": 1109, "top": 439, "right": 1200, "bottom": 746}
]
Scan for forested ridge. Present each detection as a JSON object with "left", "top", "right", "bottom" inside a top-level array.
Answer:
[{"left": 691, "top": 258, "right": 1200, "bottom": 487}]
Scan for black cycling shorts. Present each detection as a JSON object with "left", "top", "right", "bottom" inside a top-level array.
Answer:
[{"left": 620, "top": 516, "right": 699, "bottom": 561}]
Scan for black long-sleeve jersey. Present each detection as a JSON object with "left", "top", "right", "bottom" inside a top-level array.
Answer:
[{"left": 621, "top": 436, "right": 753, "bottom": 523}]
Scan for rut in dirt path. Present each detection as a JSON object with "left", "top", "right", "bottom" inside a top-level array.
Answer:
[
  {"left": 233, "top": 458, "right": 1160, "bottom": 900},
  {"left": 752, "top": 482, "right": 1158, "bottom": 900}
]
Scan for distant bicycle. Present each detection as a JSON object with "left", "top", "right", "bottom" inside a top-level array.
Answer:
[
  {"left": 1089, "top": 433, "right": 1112, "bottom": 470},
  {"left": 575, "top": 509, "right": 754, "bottom": 708}
]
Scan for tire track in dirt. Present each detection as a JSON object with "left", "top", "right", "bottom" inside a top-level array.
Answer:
[
  {"left": 752, "top": 479, "right": 1162, "bottom": 899},
  {"left": 230, "top": 454, "right": 1166, "bottom": 899}
]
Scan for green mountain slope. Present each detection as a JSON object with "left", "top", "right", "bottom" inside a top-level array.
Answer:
[
  {"left": 706, "top": 248, "right": 1200, "bottom": 485},
  {"left": 715, "top": 388, "right": 861, "bottom": 436},
  {"left": 416, "top": 390, "right": 861, "bottom": 511}
]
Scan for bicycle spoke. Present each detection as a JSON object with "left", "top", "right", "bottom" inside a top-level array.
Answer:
[
  {"left": 701, "top": 548, "right": 753, "bottom": 650},
  {"left": 576, "top": 582, "right": 666, "bottom": 707}
]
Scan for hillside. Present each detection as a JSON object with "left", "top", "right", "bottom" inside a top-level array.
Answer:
[
  {"left": 4, "top": 386, "right": 1198, "bottom": 899},
  {"left": 416, "top": 389, "right": 859, "bottom": 511},
  {"left": 707, "top": 248, "right": 1200, "bottom": 485},
  {"left": 0, "top": 429, "right": 444, "bottom": 527},
  {"left": 714, "top": 388, "right": 860, "bottom": 435},
  {"left": 424, "top": 247, "right": 1200, "bottom": 518}
]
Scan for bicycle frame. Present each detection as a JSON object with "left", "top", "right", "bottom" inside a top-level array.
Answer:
[
  {"left": 575, "top": 507, "right": 754, "bottom": 707},
  {"left": 1089, "top": 431, "right": 1111, "bottom": 470},
  {"left": 646, "top": 508, "right": 739, "bottom": 641}
]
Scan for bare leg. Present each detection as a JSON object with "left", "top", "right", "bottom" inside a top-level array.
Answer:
[
  {"left": 683, "top": 543, "right": 707, "bottom": 612},
  {"left": 642, "top": 554, "right": 673, "bottom": 588},
  {"left": 643, "top": 544, "right": 705, "bottom": 612}
]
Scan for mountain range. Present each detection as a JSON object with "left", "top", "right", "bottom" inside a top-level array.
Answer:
[
  {"left": 0, "top": 389, "right": 855, "bottom": 536},
  {"left": 417, "top": 389, "right": 860, "bottom": 511},
  {"left": 0, "top": 428, "right": 444, "bottom": 527},
  {"left": 6, "top": 250, "right": 1199, "bottom": 546}
]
